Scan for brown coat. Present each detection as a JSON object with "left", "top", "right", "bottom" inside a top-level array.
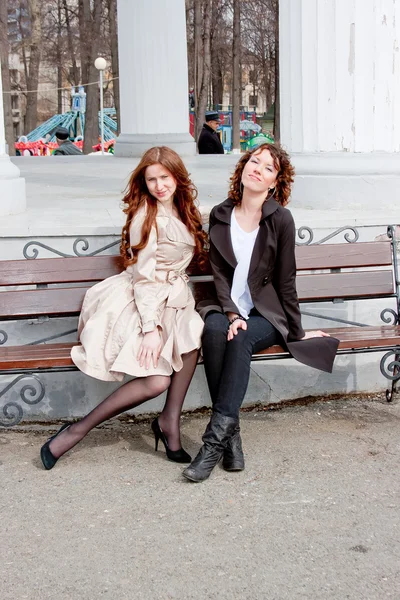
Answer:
[{"left": 197, "top": 198, "right": 339, "bottom": 373}]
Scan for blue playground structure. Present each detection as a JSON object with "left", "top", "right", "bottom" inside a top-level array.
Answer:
[{"left": 25, "top": 86, "right": 117, "bottom": 143}]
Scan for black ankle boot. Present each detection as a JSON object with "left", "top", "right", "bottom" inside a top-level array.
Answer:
[
  {"left": 222, "top": 423, "right": 245, "bottom": 472},
  {"left": 182, "top": 413, "right": 238, "bottom": 483}
]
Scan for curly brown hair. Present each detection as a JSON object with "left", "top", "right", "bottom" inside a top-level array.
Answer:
[
  {"left": 228, "top": 142, "right": 295, "bottom": 207},
  {"left": 120, "top": 146, "right": 208, "bottom": 269}
]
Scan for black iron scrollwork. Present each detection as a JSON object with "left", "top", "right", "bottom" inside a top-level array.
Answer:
[
  {"left": 387, "top": 225, "right": 400, "bottom": 321},
  {"left": 0, "top": 374, "right": 45, "bottom": 427},
  {"left": 380, "top": 309, "right": 399, "bottom": 325},
  {"left": 23, "top": 241, "right": 71, "bottom": 259},
  {"left": 72, "top": 238, "right": 120, "bottom": 257},
  {"left": 23, "top": 238, "right": 120, "bottom": 259},
  {"left": 380, "top": 350, "right": 400, "bottom": 382},
  {"left": 295, "top": 226, "right": 314, "bottom": 245},
  {"left": 295, "top": 226, "right": 359, "bottom": 246}
]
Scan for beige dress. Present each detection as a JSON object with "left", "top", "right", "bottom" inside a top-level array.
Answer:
[{"left": 71, "top": 204, "right": 204, "bottom": 381}]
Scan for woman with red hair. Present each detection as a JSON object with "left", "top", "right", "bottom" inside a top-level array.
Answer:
[
  {"left": 40, "top": 146, "right": 207, "bottom": 469},
  {"left": 183, "top": 143, "right": 339, "bottom": 483}
]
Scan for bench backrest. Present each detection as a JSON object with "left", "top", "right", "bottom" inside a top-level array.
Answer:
[{"left": 0, "top": 241, "right": 395, "bottom": 320}]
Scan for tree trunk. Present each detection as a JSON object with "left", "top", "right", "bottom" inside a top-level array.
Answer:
[
  {"left": 193, "top": 0, "right": 202, "bottom": 139},
  {"left": 232, "top": 0, "right": 241, "bottom": 150},
  {"left": 57, "top": 0, "right": 63, "bottom": 113},
  {"left": 0, "top": 0, "right": 15, "bottom": 154},
  {"left": 107, "top": 0, "right": 120, "bottom": 133},
  {"left": 83, "top": 0, "right": 102, "bottom": 154},
  {"left": 78, "top": 0, "right": 91, "bottom": 86},
  {"left": 63, "top": 0, "right": 80, "bottom": 85},
  {"left": 273, "top": 0, "right": 280, "bottom": 141},
  {"left": 210, "top": 0, "right": 222, "bottom": 108},
  {"left": 194, "top": 0, "right": 211, "bottom": 142},
  {"left": 25, "top": 0, "right": 41, "bottom": 133}
]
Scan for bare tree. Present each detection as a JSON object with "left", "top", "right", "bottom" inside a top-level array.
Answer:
[
  {"left": 78, "top": 0, "right": 91, "bottom": 86},
  {"left": 107, "top": 0, "right": 119, "bottom": 133},
  {"left": 232, "top": 0, "right": 241, "bottom": 150},
  {"left": 210, "top": 0, "right": 231, "bottom": 108},
  {"left": 82, "top": 0, "right": 102, "bottom": 154},
  {"left": 272, "top": 0, "right": 279, "bottom": 140},
  {"left": 24, "top": 0, "right": 42, "bottom": 132},
  {"left": 194, "top": 0, "right": 211, "bottom": 140},
  {"left": 0, "top": 0, "right": 15, "bottom": 153},
  {"left": 62, "top": 0, "right": 80, "bottom": 85}
]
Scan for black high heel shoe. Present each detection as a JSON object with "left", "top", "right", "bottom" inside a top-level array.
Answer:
[
  {"left": 151, "top": 418, "right": 191, "bottom": 463},
  {"left": 40, "top": 423, "right": 70, "bottom": 470}
]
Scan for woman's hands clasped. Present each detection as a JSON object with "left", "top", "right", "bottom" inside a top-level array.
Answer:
[{"left": 137, "top": 329, "right": 162, "bottom": 369}]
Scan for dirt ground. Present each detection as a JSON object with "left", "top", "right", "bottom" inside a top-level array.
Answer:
[{"left": 1, "top": 396, "right": 400, "bottom": 600}]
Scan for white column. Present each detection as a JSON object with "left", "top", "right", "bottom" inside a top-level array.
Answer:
[
  {"left": 115, "top": 0, "right": 195, "bottom": 157},
  {"left": 279, "top": 0, "right": 400, "bottom": 210},
  {"left": 0, "top": 63, "right": 26, "bottom": 216}
]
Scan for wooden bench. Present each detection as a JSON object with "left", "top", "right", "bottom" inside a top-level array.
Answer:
[{"left": 1, "top": 226, "right": 399, "bottom": 426}]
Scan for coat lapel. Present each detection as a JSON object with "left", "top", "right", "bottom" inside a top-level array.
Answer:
[
  {"left": 248, "top": 198, "right": 280, "bottom": 276},
  {"left": 211, "top": 197, "right": 280, "bottom": 272},
  {"left": 248, "top": 223, "right": 268, "bottom": 276},
  {"left": 211, "top": 199, "right": 237, "bottom": 268}
]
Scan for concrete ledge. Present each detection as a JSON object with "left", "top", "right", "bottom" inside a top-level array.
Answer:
[
  {"left": 292, "top": 152, "right": 400, "bottom": 175},
  {"left": 0, "top": 155, "right": 26, "bottom": 216},
  {"left": 290, "top": 152, "right": 400, "bottom": 210},
  {"left": 114, "top": 132, "right": 197, "bottom": 157}
]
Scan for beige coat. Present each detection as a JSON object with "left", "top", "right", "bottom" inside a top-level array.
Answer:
[{"left": 71, "top": 204, "right": 204, "bottom": 381}]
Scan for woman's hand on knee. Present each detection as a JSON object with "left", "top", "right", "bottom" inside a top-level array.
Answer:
[
  {"left": 227, "top": 317, "right": 247, "bottom": 341},
  {"left": 137, "top": 330, "right": 162, "bottom": 369}
]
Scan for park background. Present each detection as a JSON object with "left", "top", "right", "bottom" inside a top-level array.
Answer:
[{"left": 0, "top": 0, "right": 400, "bottom": 423}]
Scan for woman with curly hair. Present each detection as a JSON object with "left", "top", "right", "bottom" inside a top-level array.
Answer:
[
  {"left": 183, "top": 143, "right": 339, "bottom": 483},
  {"left": 40, "top": 146, "right": 207, "bottom": 470}
]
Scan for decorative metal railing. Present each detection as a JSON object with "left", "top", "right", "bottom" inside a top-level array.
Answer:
[{"left": 23, "top": 237, "right": 120, "bottom": 259}]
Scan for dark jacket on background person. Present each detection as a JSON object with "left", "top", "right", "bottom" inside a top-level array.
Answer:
[
  {"left": 197, "top": 124, "right": 224, "bottom": 154},
  {"left": 54, "top": 140, "right": 82, "bottom": 156},
  {"left": 197, "top": 198, "right": 339, "bottom": 373}
]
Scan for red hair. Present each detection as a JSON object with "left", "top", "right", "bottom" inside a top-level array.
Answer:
[
  {"left": 228, "top": 142, "right": 295, "bottom": 207},
  {"left": 120, "top": 146, "right": 207, "bottom": 269}
]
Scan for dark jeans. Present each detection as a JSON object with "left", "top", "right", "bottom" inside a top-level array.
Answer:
[{"left": 202, "top": 311, "right": 279, "bottom": 419}]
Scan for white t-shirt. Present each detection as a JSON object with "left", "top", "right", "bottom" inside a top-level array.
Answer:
[{"left": 230, "top": 208, "right": 259, "bottom": 319}]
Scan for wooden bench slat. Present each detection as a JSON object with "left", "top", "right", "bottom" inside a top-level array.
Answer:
[
  {"left": 0, "top": 242, "right": 392, "bottom": 286},
  {"left": 1, "top": 326, "right": 399, "bottom": 370},
  {"left": 295, "top": 242, "right": 392, "bottom": 270},
  {"left": 0, "top": 256, "right": 122, "bottom": 286},
  {"left": 296, "top": 270, "right": 394, "bottom": 300},
  {"left": 0, "top": 342, "right": 76, "bottom": 370},
  {"left": 254, "top": 325, "right": 400, "bottom": 356},
  {"left": 0, "top": 287, "right": 88, "bottom": 319},
  {"left": 0, "top": 270, "right": 394, "bottom": 320}
]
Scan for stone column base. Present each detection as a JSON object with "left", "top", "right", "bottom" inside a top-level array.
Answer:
[
  {"left": 0, "top": 155, "right": 26, "bottom": 216},
  {"left": 114, "top": 132, "right": 196, "bottom": 157},
  {"left": 290, "top": 152, "right": 400, "bottom": 211}
]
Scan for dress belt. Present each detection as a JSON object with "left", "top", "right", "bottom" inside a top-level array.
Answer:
[{"left": 166, "top": 270, "right": 190, "bottom": 308}]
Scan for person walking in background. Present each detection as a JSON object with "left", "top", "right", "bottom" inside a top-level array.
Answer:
[
  {"left": 53, "top": 127, "right": 82, "bottom": 155},
  {"left": 197, "top": 112, "right": 224, "bottom": 155},
  {"left": 183, "top": 143, "right": 339, "bottom": 483},
  {"left": 40, "top": 146, "right": 207, "bottom": 470}
]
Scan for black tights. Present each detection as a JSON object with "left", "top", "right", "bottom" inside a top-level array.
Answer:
[
  {"left": 202, "top": 312, "right": 278, "bottom": 419},
  {"left": 49, "top": 349, "right": 199, "bottom": 458}
]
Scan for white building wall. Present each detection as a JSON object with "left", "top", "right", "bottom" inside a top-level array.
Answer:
[
  {"left": 115, "top": 0, "right": 195, "bottom": 156},
  {"left": 280, "top": 0, "right": 400, "bottom": 153}
]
